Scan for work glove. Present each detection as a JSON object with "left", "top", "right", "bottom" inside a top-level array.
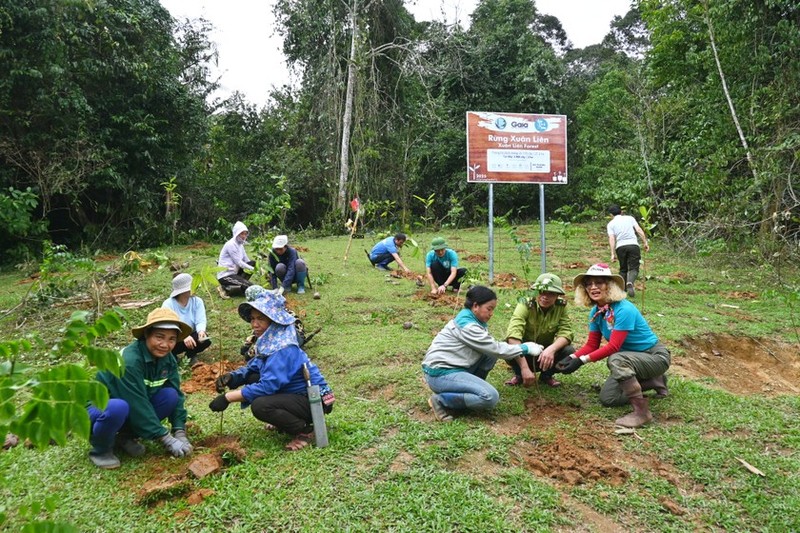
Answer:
[
  {"left": 522, "top": 342, "right": 544, "bottom": 357},
  {"left": 160, "top": 433, "right": 192, "bottom": 457},
  {"left": 215, "top": 373, "right": 233, "bottom": 393},
  {"left": 172, "top": 429, "right": 193, "bottom": 454},
  {"left": 556, "top": 356, "right": 584, "bottom": 374},
  {"left": 209, "top": 394, "right": 230, "bottom": 412}
]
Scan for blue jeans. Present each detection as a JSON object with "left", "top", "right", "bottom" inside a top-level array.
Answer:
[
  {"left": 370, "top": 252, "right": 395, "bottom": 269},
  {"left": 87, "top": 387, "right": 179, "bottom": 452},
  {"left": 424, "top": 355, "right": 499, "bottom": 412}
]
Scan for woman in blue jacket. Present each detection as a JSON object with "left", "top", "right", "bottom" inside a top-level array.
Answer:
[{"left": 209, "top": 291, "right": 333, "bottom": 451}]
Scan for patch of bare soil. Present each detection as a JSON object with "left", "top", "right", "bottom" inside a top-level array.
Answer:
[
  {"left": 674, "top": 334, "right": 800, "bottom": 396},
  {"left": 491, "top": 272, "right": 528, "bottom": 290},
  {"left": 465, "top": 253, "right": 487, "bottom": 262},
  {"left": 182, "top": 361, "right": 241, "bottom": 394},
  {"left": 344, "top": 296, "right": 373, "bottom": 302},
  {"left": 133, "top": 434, "right": 246, "bottom": 506},
  {"left": 416, "top": 291, "right": 461, "bottom": 310},
  {"left": 186, "top": 241, "right": 211, "bottom": 249}
]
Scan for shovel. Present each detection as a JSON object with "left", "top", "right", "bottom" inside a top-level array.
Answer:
[{"left": 303, "top": 362, "right": 329, "bottom": 448}]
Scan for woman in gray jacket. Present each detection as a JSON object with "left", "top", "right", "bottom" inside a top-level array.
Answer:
[{"left": 422, "top": 286, "right": 541, "bottom": 422}]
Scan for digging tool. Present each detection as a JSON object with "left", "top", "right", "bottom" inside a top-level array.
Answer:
[
  {"left": 303, "top": 327, "right": 322, "bottom": 346},
  {"left": 303, "top": 362, "right": 328, "bottom": 448}
]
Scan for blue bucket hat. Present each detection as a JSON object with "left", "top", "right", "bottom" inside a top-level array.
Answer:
[{"left": 238, "top": 292, "right": 296, "bottom": 325}]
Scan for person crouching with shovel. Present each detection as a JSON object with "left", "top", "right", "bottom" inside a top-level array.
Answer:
[{"left": 209, "top": 291, "right": 334, "bottom": 451}]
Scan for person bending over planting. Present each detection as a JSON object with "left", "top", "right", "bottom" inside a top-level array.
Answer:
[
  {"left": 504, "top": 273, "right": 576, "bottom": 388},
  {"left": 87, "top": 308, "right": 194, "bottom": 469},
  {"left": 210, "top": 291, "right": 334, "bottom": 451},
  {"left": 268, "top": 234, "right": 309, "bottom": 294},
  {"left": 425, "top": 237, "right": 467, "bottom": 295},
  {"left": 369, "top": 232, "right": 411, "bottom": 273},
  {"left": 556, "top": 264, "right": 670, "bottom": 428},
  {"left": 421, "top": 285, "right": 541, "bottom": 422}
]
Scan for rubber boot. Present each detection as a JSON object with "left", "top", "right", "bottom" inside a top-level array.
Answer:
[
  {"left": 615, "top": 377, "right": 653, "bottom": 428},
  {"left": 626, "top": 271, "right": 638, "bottom": 297},
  {"left": 639, "top": 374, "right": 669, "bottom": 399},
  {"left": 295, "top": 271, "right": 307, "bottom": 294},
  {"left": 89, "top": 432, "right": 120, "bottom": 469}
]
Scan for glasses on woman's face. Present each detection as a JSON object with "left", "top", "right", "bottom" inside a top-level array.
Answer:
[{"left": 583, "top": 278, "right": 608, "bottom": 288}]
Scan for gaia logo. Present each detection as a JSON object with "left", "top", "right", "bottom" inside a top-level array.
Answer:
[
  {"left": 494, "top": 117, "right": 507, "bottom": 129},
  {"left": 534, "top": 118, "right": 548, "bottom": 132}
]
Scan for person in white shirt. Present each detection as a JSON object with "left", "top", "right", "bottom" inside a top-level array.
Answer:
[
  {"left": 162, "top": 273, "right": 211, "bottom": 366},
  {"left": 607, "top": 205, "right": 650, "bottom": 297}
]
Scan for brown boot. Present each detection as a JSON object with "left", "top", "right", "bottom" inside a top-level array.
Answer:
[
  {"left": 639, "top": 374, "right": 669, "bottom": 399},
  {"left": 615, "top": 377, "right": 653, "bottom": 428}
]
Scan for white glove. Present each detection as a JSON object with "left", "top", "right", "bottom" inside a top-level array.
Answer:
[
  {"left": 160, "top": 433, "right": 192, "bottom": 457},
  {"left": 172, "top": 429, "right": 193, "bottom": 454},
  {"left": 522, "top": 342, "right": 544, "bottom": 356}
]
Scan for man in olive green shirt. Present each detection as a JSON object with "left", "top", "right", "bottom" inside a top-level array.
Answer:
[{"left": 505, "top": 273, "right": 575, "bottom": 387}]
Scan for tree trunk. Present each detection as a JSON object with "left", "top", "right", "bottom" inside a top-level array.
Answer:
[{"left": 337, "top": 0, "right": 359, "bottom": 213}]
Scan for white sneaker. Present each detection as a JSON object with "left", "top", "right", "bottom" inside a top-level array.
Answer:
[{"left": 217, "top": 286, "right": 230, "bottom": 300}]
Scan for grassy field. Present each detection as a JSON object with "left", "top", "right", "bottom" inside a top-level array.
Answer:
[{"left": 1, "top": 222, "right": 799, "bottom": 532}]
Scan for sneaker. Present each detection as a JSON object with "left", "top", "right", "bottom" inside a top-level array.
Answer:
[
  {"left": 217, "top": 285, "right": 231, "bottom": 300},
  {"left": 626, "top": 283, "right": 635, "bottom": 298},
  {"left": 118, "top": 437, "right": 145, "bottom": 457},
  {"left": 297, "top": 287, "right": 306, "bottom": 294},
  {"left": 89, "top": 451, "right": 121, "bottom": 469},
  {"left": 428, "top": 396, "right": 454, "bottom": 422}
]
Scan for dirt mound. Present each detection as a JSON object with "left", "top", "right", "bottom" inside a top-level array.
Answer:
[
  {"left": 465, "top": 253, "right": 487, "bottom": 262},
  {"left": 491, "top": 272, "right": 528, "bottom": 289},
  {"left": 182, "top": 361, "right": 241, "bottom": 394},
  {"left": 416, "top": 292, "right": 461, "bottom": 309},
  {"left": 674, "top": 334, "right": 800, "bottom": 396},
  {"left": 520, "top": 434, "right": 629, "bottom": 486}
]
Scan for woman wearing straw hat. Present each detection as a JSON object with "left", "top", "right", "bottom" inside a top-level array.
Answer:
[
  {"left": 161, "top": 273, "right": 211, "bottom": 366},
  {"left": 556, "top": 264, "right": 670, "bottom": 428},
  {"left": 425, "top": 237, "right": 467, "bottom": 295},
  {"left": 209, "top": 291, "right": 334, "bottom": 451},
  {"left": 87, "top": 308, "right": 195, "bottom": 469}
]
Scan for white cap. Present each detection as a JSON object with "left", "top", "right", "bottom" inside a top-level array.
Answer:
[
  {"left": 272, "top": 235, "right": 289, "bottom": 248},
  {"left": 170, "top": 273, "right": 192, "bottom": 298}
]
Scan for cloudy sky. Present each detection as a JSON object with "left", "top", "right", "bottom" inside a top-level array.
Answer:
[{"left": 161, "top": 0, "right": 632, "bottom": 107}]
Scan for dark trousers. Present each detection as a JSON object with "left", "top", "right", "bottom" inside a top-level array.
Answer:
[
  {"left": 87, "top": 387, "right": 179, "bottom": 452},
  {"left": 219, "top": 261, "right": 256, "bottom": 295},
  {"left": 507, "top": 345, "right": 575, "bottom": 381},
  {"left": 370, "top": 252, "right": 395, "bottom": 269},
  {"left": 250, "top": 393, "right": 332, "bottom": 436},
  {"left": 430, "top": 262, "right": 467, "bottom": 289},
  {"left": 616, "top": 245, "right": 641, "bottom": 284},
  {"left": 173, "top": 332, "right": 211, "bottom": 358}
]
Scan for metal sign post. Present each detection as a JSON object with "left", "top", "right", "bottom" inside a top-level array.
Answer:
[{"left": 466, "top": 112, "right": 568, "bottom": 279}]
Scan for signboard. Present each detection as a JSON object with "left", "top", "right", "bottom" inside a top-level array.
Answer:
[{"left": 466, "top": 112, "right": 567, "bottom": 184}]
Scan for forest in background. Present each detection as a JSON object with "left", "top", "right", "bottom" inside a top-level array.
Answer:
[{"left": 1, "top": 0, "right": 798, "bottom": 263}]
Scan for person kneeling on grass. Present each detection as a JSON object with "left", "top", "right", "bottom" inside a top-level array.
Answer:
[
  {"left": 425, "top": 237, "right": 467, "bottom": 295},
  {"left": 209, "top": 291, "right": 334, "bottom": 451},
  {"left": 161, "top": 273, "right": 211, "bottom": 366},
  {"left": 421, "top": 285, "right": 541, "bottom": 422},
  {"left": 504, "top": 273, "right": 576, "bottom": 388},
  {"left": 87, "top": 308, "right": 194, "bottom": 469},
  {"left": 555, "top": 263, "right": 670, "bottom": 428}
]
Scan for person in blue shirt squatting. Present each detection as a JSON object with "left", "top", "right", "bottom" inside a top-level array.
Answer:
[
  {"left": 369, "top": 232, "right": 411, "bottom": 273},
  {"left": 556, "top": 263, "right": 670, "bottom": 428},
  {"left": 425, "top": 237, "right": 467, "bottom": 295},
  {"left": 161, "top": 272, "right": 211, "bottom": 366},
  {"left": 268, "top": 234, "right": 309, "bottom": 294},
  {"left": 421, "top": 285, "right": 541, "bottom": 422},
  {"left": 87, "top": 308, "right": 194, "bottom": 469},
  {"left": 210, "top": 291, "right": 334, "bottom": 451}
]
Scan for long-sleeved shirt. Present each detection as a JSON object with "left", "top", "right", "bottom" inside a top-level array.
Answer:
[
  {"left": 422, "top": 309, "right": 526, "bottom": 373},
  {"left": 228, "top": 345, "right": 329, "bottom": 407},
  {"left": 217, "top": 221, "right": 251, "bottom": 279},
  {"left": 269, "top": 245, "right": 300, "bottom": 290},
  {"left": 505, "top": 298, "right": 573, "bottom": 346},
  {"left": 161, "top": 295, "right": 207, "bottom": 333},
  {"left": 96, "top": 339, "right": 186, "bottom": 439}
]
